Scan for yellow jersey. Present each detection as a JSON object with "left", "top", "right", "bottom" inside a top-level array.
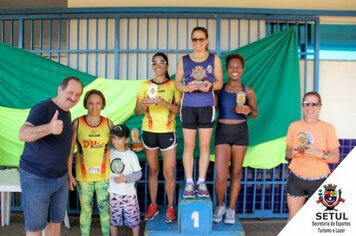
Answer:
[
  {"left": 75, "top": 116, "right": 110, "bottom": 181},
  {"left": 137, "top": 79, "right": 181, "bottom": 132}
]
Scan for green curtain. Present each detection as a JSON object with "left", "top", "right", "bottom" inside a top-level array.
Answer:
[
  {"left": 0, "top": 42, "right": 96, "bottom": 109},
  {"left": 0, "top": 27, "right": 300, "bottom": 168}
]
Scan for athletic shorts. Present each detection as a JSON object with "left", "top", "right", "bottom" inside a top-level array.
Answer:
[
  {"left": 287, "top": 171, "right": 326, "bottom": 198},
  {"left": 110, "top": 193, "right": 140, "bottom": 228},
  {"left": 215, "top": 122, "right": 249, "bottom": 146},
  {"left": 19, "top": 168, "right": 68, "bottom": 232},
  {"left": 180, "top": 106, "right": 215, "bottom": 129},
  {"left": 142, "top": 131, "right": 177, "bottom": 151}
]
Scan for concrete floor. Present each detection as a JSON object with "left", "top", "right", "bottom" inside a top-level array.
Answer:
[{"left": 0, "top": 213, "right": 287, "bottom": 236}]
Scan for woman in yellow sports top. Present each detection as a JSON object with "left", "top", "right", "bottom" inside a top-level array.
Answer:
[
  {"left": 135, "top": 52, "right": 181, "bottom": 223},
  {"left": 67, "top": 89, "right": 113, "bottom": 236},
  {"left": 286, "top": 91, "right": 339, "bottom": 221}
]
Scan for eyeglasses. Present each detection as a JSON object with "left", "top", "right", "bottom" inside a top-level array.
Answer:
[
  {"left": 151, "top": 60, "right": 167, "bottom": 65},
  {"left": 302, "top": 101, "right": 320, "bottom": 107},
  {"left": 192, "top": 38, "right": 206, "bottom": 43}
]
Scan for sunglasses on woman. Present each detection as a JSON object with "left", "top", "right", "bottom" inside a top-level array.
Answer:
[
  {"left": 151, "top": 60, "right": 167, "bottom": 65},
  {"left": 191, "top": 38, "right": 206, "bottom": 43},
  {"left": 302, "top": 101, "right": 320, "bottom": 107}
]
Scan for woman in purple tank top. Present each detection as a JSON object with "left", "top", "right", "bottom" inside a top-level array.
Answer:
[{"left": 175, "top": 26, "right": 223, "bottom": 198}]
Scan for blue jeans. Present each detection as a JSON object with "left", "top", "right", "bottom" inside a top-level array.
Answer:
[{"left": 19, "top": 168, "right": 68, "bottom": 232}]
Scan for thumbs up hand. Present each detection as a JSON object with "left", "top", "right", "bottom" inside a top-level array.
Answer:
[{"left": 50, "top": 110, "right": 64, "bottom": 135}]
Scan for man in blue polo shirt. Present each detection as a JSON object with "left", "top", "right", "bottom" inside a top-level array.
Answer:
[{"left": 18, "top": 76, "right": 83, "bottom": 236}]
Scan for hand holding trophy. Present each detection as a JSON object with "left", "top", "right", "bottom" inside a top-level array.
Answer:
[
  {"left": 196, "top": 80, "right": 212, "bottom": 92},
  {"left": 194, "top": 80, "right": 206, "bottom": 89}
]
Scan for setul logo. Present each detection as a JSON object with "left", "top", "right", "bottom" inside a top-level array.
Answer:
[
  {"left": 313, "top": 183, "right": 350, "bottom": 234},
  {"left": 316, "top": 184, "right": 345, "bottom": 211}
]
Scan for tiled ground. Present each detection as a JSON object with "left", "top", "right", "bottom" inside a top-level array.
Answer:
[{"left": 0, "top": 213, "right": 287, "bottom": 236}]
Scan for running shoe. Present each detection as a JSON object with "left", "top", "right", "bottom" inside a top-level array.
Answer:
[
  {"left": 144, "top": 204, "right": 159, "bottom": 220},
  {"left": 183, "top": 183, "right": 195, "bottom": 198},
  {"left": 213, "top": 204, "right": 226, "bottom": 223},
  {"left": 196, "top": 182, "right": 210, "bottom": 197},
  {"left": 165, "top": 206, "right": 177, "bottom": 223},
  {"left": 224, "top": 208, "right": 236, "bottom": 224}
]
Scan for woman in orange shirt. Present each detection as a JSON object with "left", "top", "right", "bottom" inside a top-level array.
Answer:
[{"left": 285, "top": 91, "right": 340, "bottom": 220}]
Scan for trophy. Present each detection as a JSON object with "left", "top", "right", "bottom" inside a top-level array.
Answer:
[
  {"left": 297, "top": 132, "right": 308, "bottom": 148},
  {"left": 236, "top": 91, "right": 246, "bottom": 107},
  {"left": 110, "top": 158, "right": 125, "bottom": 175},
  {"left": 130, "top": 128, "right": 143, "bottom": 152},
  {"left": 235, "top": 91, "right": 247, "bottom": 113},
  {"left": 297, "top": 132, "right": 313, "bottom": 147},
  {"left": 147, "top": 84, "right": 158, "bottom": 103},
  {"left": 296, "top": 132, "right": 314, "bottom": 155},
  {"left": 191, "top": 66, "right": 207, "bottom": 88}
]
